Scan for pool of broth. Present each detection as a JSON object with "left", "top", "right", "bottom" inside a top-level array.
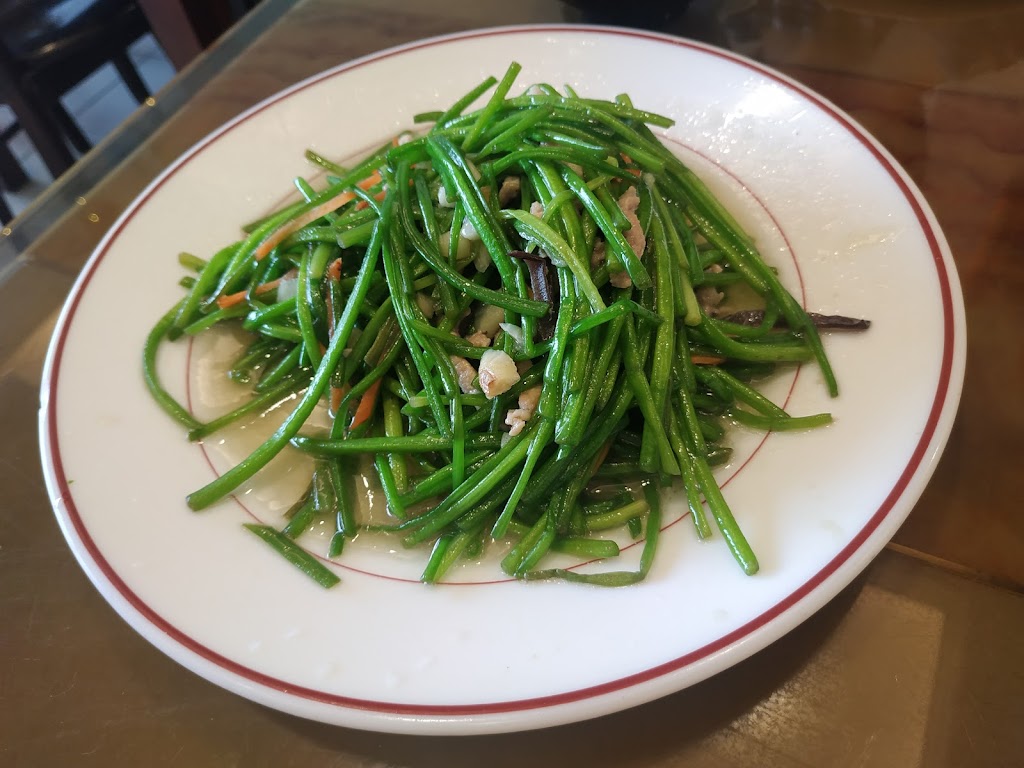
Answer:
[
  {"left": 188, "top": 326, "right": 534, "bottom": 577},
  {"left": 190, "top": 329, "right": 404, "bottom": 547},
  {"left": 185, "top": 287, "right": 779, "bottom": 581}
]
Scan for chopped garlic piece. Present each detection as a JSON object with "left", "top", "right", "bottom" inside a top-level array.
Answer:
[
  {"left": 472, "top": 246, "right": 492, "bottom": 272},
  {"left": 439, "top": 230, "right": 473, "bottom": 263},
  {"left": 477, "top": 350, "right": 520, "bottom": 399},
  {"left": 415, "top": 292, "right": 435, "bottom": 319},
  {"left": 474, "top": 303, "right": 505, "bottom": 337},
  {"left": 499, "top": 322, "right": 525, "bottom": 350},
  {"left": 275, "top": 275, "right": 298, "bottom": 303},
  {"left": 461, "top": 218, "right": 481, "bottom": 241}
]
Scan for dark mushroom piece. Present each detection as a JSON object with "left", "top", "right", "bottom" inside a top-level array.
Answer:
[
  {"left": 509, "top": 250, "right": 558, "bottom": 340},
  {"left": 722, "top": 309, "right": 871, "bottom": 331}
]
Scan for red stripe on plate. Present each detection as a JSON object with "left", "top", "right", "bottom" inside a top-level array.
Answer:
[{"left": 43, "top": 25, "right": 958, "bottom": 719}]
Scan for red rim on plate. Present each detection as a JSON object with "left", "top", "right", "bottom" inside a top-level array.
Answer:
[{"left": 40, "top": 26, "right": 961, "bottom": 727}]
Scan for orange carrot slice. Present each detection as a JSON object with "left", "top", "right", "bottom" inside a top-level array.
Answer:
[
  {"left": 253, "top": 189, "right": 356, "bottom": 261},
  {"left": 330, "top": 383, "right": 349, "bottom": 417},
  {"left": 691, "top": 354, "right": 726, "bottom": 365},
  {"left": 354, "top": 186, "right": 388, "bottom": 211},
  {"left": 215, "top": 275, "right": 284, "bottom": 309},
  {"left": 619, "top": 153, "right": 642, "bottom": 178},
  {"left": 249, "top": 169, "right": 383, "bottom": 262},
  {"left": 356, "top": 170, "right": 382, "bottom": 191},
  {"left": 349, "top": 378, "right": 382, "bottom": 429}
]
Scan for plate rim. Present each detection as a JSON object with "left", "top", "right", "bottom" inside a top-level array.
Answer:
[{"left": 38, "top": 23, "right": 966, "bottom": 733}]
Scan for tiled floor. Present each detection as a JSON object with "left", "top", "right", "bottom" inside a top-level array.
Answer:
[{"left": 1, "top": 33, "right": 176, "bottom": 220}]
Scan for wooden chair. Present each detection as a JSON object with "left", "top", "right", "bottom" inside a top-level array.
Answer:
[
  {"left": 0, "top": 0, "right": 154, "bottom": 180},
  {"left": 0, "top": 170, "right": 14, "bottom": 223},
  {"left": 137, "top": 0, "right": 257, "bottom": 70}
]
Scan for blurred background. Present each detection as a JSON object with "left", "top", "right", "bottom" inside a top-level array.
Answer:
[
  {"left": 0, "top": 0, "right": 259, "bottom": 222},
  {"left": 2, "top": 0, "right": 1021, "bottom": 224}
]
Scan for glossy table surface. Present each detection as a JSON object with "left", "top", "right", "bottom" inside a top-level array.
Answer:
[{"left": 2, "top": 0, "right": 1023, "bottom": 764}]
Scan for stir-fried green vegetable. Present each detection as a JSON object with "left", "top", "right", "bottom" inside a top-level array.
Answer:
[{"left": 145, "top": 64, "right": 856, "bottom": 588}]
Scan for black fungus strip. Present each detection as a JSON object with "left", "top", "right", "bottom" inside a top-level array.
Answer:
[
  {"left": 722, "top": 309, "right": 871, "bottom": 331},
  {"left": 510, "top": 250, "right": 557, "bottom": 340}
]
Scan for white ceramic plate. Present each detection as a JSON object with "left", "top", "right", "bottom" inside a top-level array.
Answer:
[{"left": 39, "top": 26, "right": 965, "bottom": 735}]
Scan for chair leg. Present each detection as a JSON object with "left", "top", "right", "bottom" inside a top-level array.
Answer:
[
  {"left": 0, "top": 138, "right": 29, "bottom": 191},
  {"left": 112, "top": 51, "right": 150, "bottom": 104},
  {"left": 3, "top": 86, "right": 74, "bottom": 179},
  {"left": 52, "top": 102, "right": 91, "bottom": 154},
  {"left": 0, "top": 188, "right": 13, "bottom": 226}
]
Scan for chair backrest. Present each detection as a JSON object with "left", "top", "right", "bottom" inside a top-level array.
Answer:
[{"left": 0, "top": 0, "right": 153, "bottom": 178}]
